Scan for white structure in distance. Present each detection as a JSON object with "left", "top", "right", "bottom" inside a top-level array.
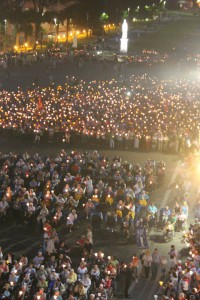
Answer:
[{"left": 120, "top": 19, "right": 128, "bottom": 53}]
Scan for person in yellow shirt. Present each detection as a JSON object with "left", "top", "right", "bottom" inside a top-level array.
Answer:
[
  {"left": 116, "top": 200, "right": 125, "bottom": 219},
  {"left": 91, "top": 189, "right": 100, "bottom": 204},
  {"left": 74, "top": 184, "right": 84, "bottom": 201},
  {"left": 125, "top": 201, "right": 135, "bottom": 220},
  {"left": 66, "top": 268, "right": 77, "bottom": 285},
  {"left": 138, "top": 190, "right": 149, "bottom": 207},
  {"left": 139, "top": 198, "right": 147, "bottom": 207}
]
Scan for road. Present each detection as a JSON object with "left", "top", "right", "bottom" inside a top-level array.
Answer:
[{"left": 0, "top": 54, "right": 190, "bottom": 92}]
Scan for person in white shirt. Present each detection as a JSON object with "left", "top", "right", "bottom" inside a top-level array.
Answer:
[
  {"left": 37, "top": 205, "right": 49, "bottom": 225},
  {"left": 77, "top": 262, "right": 88, "bottom": 280},
  {"left": 53, "top": 208, "right": 62, "bottom": 226},
  {"left": 27, "top": 203, "right": 36, "bottom": 215},
  {"left": 142, "top": 249, "right": 153, "bottom": 278},
  {"left": 24, "top": 202, "right": 36, "bottom": 223},
  {"left": 85, "top": 176, "right": 93, "bottom": 196},
  {"left": 66, "top": 210, "right": 77, "bottom": 232},
  {"left": 168, "top": 245, "right": 178, "bottom": 269},
  {"left": 54, "top": 194, "right": 65, "bottom": 207},
  {"left": 0, "top": 198, "right": 9, "bottom": 216},
  {"left": 81, "top": 274, "right": 91, "bottom": 293}
]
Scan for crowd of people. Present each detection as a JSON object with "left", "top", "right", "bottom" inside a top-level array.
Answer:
[
  {"left": 0, "top": 75, "right": 200, "bottom": 152},
  {"left": 1, "top": 48, "right": 168, "bottom": 70},
  {"left": 0, "top": 16, "right": 200, "bottom": 298},
  {"left": 0, "top": 148, "right": 199, "bottom": 299},
  {"left": 0, "top": 148, "right": 167, "bottom": 299}
]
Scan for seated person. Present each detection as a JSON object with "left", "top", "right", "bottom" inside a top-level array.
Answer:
[
  {"left": 168, "top": 213, "right": 177, "bottom": 226},
  {"left": 37, "top": 276, "right": 48, "bottom": 290},
  {"left": 104, "top": 262, "right": 117, "bottom": 276},
  {"left": 73, "top": 282, "right": 86, "bottom": 298},
  {"left": 116, "top": 200, "right": 125, "bottom": 219},
  {"left": 109, "top": 256, "right": 119, "bottom": 270},
  {"left": 105, "top": 186, "right": 114, "bottom": 206},
  {"left": 90, "top": 265, "right": 100, "bottom": 286},
  {"left": 101, "top": 275, "right": 112, "bottom": 289},
  {"left": 66, "top": 268, "right": 77, "bottom": 286},
  {"left": 95, "top": 283, "right": 106, "bottom": 298},
  {"left": 138, "top": 198, "right": 147, "bottom": 207},
  {"left": 147, "top": 202, "right": 158, "bottom": 220},
  {"left": 91, "top": 189, "right": 100, "bottom": 204},
  {"left": 77, "top": 261, "right": 88, "bottom": 280},
  {"left": 94, "top": 252, "right": 106, "bottom": 268},
  {"left": 80, "top": 274, "right": 91, "bottom": 293},
  {"left": 163, "top": 221, "right": 174, "bottom": 236},
  {"left": 125, "top": 200, "right": 135, "bottom": 220},
  {"left": 162, "top": 205, "right": 171, "bottom": 222}
]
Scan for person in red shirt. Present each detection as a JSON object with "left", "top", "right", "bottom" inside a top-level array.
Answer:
[
  {"left": 101, "top": 275, "right": 112, "bottom": 289},
  {"left": 131, "top": 254, "right": 139, "bottom": 281},
  {"left": 74, "top": 173, "right": 82, "bottom": 184},
  {"left": 104, "top": 262, "right": 117, "bottom": 277},
  {"left": 76, "top": 235, "right": 86, "bottom": 247},
  {"left": 43, "top": 221, "right": 52, "bottom": 238}
]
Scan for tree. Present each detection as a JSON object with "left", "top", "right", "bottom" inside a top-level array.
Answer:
[
  {"left": 0, "top": 0, "right": 27, "bottom": 47},
  {"left": 29, "top": 0, "right": 57, "bottom": 47},
  {"left": 57, "top": 1, "right": 80, "bottom": 43}
]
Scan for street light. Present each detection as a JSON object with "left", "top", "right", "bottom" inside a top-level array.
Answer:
[
  {"left": 24, "top": 43, "right": 28, "bottom": 51},
  {"left": 54, "top": 18, "right": 58, "bottom": 43},
  {"left": 4, "top": 19, "right": 7, "bottom": 52}
]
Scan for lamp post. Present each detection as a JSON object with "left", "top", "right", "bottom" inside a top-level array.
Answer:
[
  {"left": 54, "top": 18, "right": 59, "bottom": 43},
  {"left": 86, "top": 12, "right": 89, "bottom": 38},
  {"left": 24, "top": 43, "right": 28, "bottom": 51},
  {"left": 4, "top": 19, "right": 7, "bottom": 52}
]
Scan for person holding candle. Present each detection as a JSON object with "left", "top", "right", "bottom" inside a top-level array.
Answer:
[
  {"left": 34, "top": 288, "right": 46, "bottom": 300},
  {"left": 105, "top": 262, "right": 117, "bottom": 277},
  {"left": 66, "top": 209, "right": 77, "bottom": 233}
]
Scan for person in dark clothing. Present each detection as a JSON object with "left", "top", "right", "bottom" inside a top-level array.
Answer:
[
  {"left": 83, "top": 238, "right": 93, "bottom": 255},
  {"left": 124, "top": 264, "right": 133, "bottom": 298}
]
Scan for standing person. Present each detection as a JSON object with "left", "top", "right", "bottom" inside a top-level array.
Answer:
[
  {"left": 124, "top": 264, "right": 134, "bottom": 298},
  {"left": 181, "top": 201, "right": 189, "bottom": 220},
  {"left": 84, "top": 199, "right": 95, "bottom": 219},
  {"left": 109, "top": 135, "right": 115, "bottom": 149},
  {"left": 86, "top": 225, "right": 93, "bottom": 245},
  {"left": 142, "top": 249, "right": 152, "bottom": 279},
  {"left": 151, "top": 248, "right": 161, "bottom": 280},
  {"left": 66, "top": 209, "right": 77, "bottom": 232},
  {"left": 168, "top": 245, "right": 178, "bottom": 270},
  {"left": 131, "top": 254, "right": 139, "bottom": 282},
  {"left": 85, "top": 176, "right": 93, "bottom": 197},
  {"left": 37, "top": 204, "right": 49, "bottom": 225},
  {"left": 160, "top": 256, "right": 168, "bottom": 279},
  {"left": 0, "top": 198, "right": 9, "bottom": 221},
  {"left": 46, "top": 237, "right": 56, "bottom": 256}
]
